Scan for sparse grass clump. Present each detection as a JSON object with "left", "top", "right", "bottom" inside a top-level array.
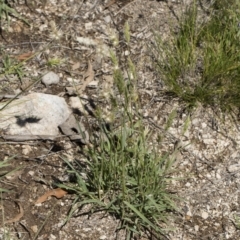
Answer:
[
  {"left": 0, "top": 0, "right": 29, "bottom": 27},
  {"left": 59, "top": 23, "right": 179, "bottom": 239},
  {"left": 47, "top": 57, "right": 63, "bottom": 68},
  {"left": 0, "top": 158, "right": 14, "bottom": 193},
  {"left": 1, "top": 55, "right": 24, "bottom": 81},
  {"left": 154, "top": 0, "right": 240, "bottom": 113}
]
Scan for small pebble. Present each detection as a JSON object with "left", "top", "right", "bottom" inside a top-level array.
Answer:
[
  {"left": 83, "top": 228, "right": 91, "bottom": 232},
  {"left": 216, "top": 173, "right": 221, "bottom": 179},
  {"left": 104, "top": 15, "right": 111, "bottom": 23},
  {"left": 228, "top": 164, "right": 240, "bottom": 173},
  {"left": 49, "top": 234, "right": 56, "bottom": 240},
  {"left": 124, "top": 50, "right": 130, "bottom": 56},
  {"left": 192, "top": 118, "right": 199, "bottom": 125},
  {"left": 42, "top": 71, "right": 60, "bottom": 86},
  {"left": 185, "top": 182, "right": 191, "bottom": 187},
  {"left": 88, "top": 80, "right": 98, "bottom": 87},
  {"left": 186, "top": 210, "right": 192, "bottom": 217},
  {"left": 28, "top": 171, "right": 34, "bottom": 176},
  {"left": 194, "top": 225, "right": 199, "bottom": 231},
  {"left": 85, "top": 22, "right": 92, "bottom": 30},
  {"left": 201, "top": 211, "right": 208, "bottom": 219},
  {"left": 69, "top": 97, "right": 86, "bottom": 114},
  {"left": 22, "top": 145, "right": 32, "bottom": 155},
  {"left": 31, "top": 225, "right": 38, "bottom": 233},
  {"left": 100, "top": 235, "right": 107, "bottom": 240}
]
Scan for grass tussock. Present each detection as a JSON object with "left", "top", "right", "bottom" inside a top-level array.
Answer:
[
  {"left": 0, "top": 157, "right": 15, "bottom": 193},
  {"left": 59, "top": 22, "right": 179, "bottom": 239},
  {"left": 154, "top": 0, "right": 240, "bottom": 113},
  {"left": 0, "top": 0, "right": 29, "bottom": 26}
]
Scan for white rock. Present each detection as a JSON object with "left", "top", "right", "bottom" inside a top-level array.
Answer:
[
  {"left": 230, "top": 152, "right": 238, "bottom": 159},
  {"left": 183, "top": 130, "right": 190, "bottom": 138},
  {"left": 124, "top": 50, "right": 130, "bottom": 56},
  {"left": 185, "top": 182, "right": 191, "bottom": 187},
  {"left": 203, "top": 138, "right": 215, "bottom": 144},
  {"left": 186, "top": 210, "right": 192, "bottom": 216},
  {"left": 31, "top": 225, "right": 38, "bottom": 233},
  {"left": 201, "top": 211, "right": 208, "bottom": 219},
  {"left": 22, "top": 145, "right": 32, "bottom": 155},
  {"left": 104, "top": 15, "right": 111, "bottom": 23},
  {"left": 216, "top": 173, "right": 221, "bottom": 179},
  {"left": 85, "top": 22, "right": 92, "bottom": 30},
  {"left": 39, "top": 23, "right": 47, "bottom": 31},
  {"left": 0, "top": 93, "right": 71, "bottom": 139},
  {"left": 192, "top": 118, "right": 199, "bottom": 125},
  {"left": 67, "top": 77, "right": 76, "bottom": 83},
  {"left": 42, "top": 71, "right": 60, "bottom": 86},
  {"left": 206, "top": 173, "right": 211, "bottom": 178},
  {"left": 69, "top": 96, "right": 87, "bottom": 115},
  {"left": 83, "top": 228, "right": 91, "bottom": 232},
  {"left": 88, "top": 80, "right": 98, "bottom": 87},
  {"left": 76, "top": 36, "right": 96, "bottom": 46},
  {"left": 49, "top": 234, "right": 56, "bottom": 240},
  {"left": 14, "top": 89, "right": 22, "bottom": 95},
  {"left": 100, "top": 235, "right": 107, "bottom": 240},
  {"left": 28, "top": 171, "right": 34, "bottom": 176},
  {"left": 228, "top": 164, "right": 240, "bottom": 173},
  {"left": 194, "top": 225, "right": 199, "bottom": 231}
]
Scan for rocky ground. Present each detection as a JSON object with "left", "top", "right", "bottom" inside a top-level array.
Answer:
[{"left": 1, "top": 0, "right": 240, "bottom": 239}]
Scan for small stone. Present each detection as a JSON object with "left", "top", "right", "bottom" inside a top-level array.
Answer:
[
  {"left": 203, "top": 138, "right": 215, "bottom": 144},
  {"left": 39, "top": 23, "right": 47, "bottom": 31},
  {"left": 85, "top": 22, "right": 92, "bottom": 30},
  {"left": 201, "top": 211, "right": 208, "bottom": 219},
  {"left": 49, "top": 234, "right": 56, "bottom": 239},
  {"left": 42, "top": 71, "right": 60, "bottom": 86},
  {"left": 228, "top": 164, "right": 240, "bottom": 173},
  {"left": 206, "top": 173, "right": 211, "bottom": 178},
  {"left": 104, "top": 15, "right": 111, "bottom": 23},
  {"left": 100, "top": 235, "right": 107, "bottom": 240},
  {"left": 83, "top": 228, "right": 91, "bottom": 232},
  {"left": 31, "top": 225, "right": 38, "bottom": 233},
  {"left": 192, "top": 118, "right": 199, "bottom": 125},
  {"left": 194, "top": 225, "right": 199, "bottom": 231},
  {"left": 69, "top": 97, "right": 86, "bottom": 114},
  {"left": 66, "top": 77, "right": 77, "bottom": 83},
  {"left": 185, "top": 182, "right": 191, "bottom": 187},
  {"left": 216, "top": 173, "right": 221, "bottom": 179},
  {"left": 22, "top": 145, "right": 32, "bottom": 155},
  {"left": 186, "top": 210, "right": 192, "bottom": 217},
  {"left": 143, "top": 111, "right": 149, "bottom": 117},
  {"left": 183, "top": 130, "right": 190, "bottom": 138},
  {"left": 88, "top": 80, "right": 98, "bottom": 88},
  {"left": 28, "top": 171, "right": 34, "bottom": 176}
]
